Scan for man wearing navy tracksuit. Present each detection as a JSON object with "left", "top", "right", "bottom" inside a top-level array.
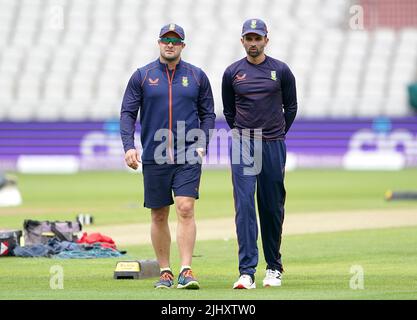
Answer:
[
  {"left": 120, "top": 23, "right": 215, "bottom": 290},
  {"left": 222, "top": 19, "right": 297, "bottom": 289}
]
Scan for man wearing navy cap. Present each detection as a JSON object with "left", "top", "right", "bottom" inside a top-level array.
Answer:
[
  {"left": 222, "top": 19, "right": 298, "bottom": 289},
  {"left": 120, "top": 23, "right": 215, "bottom": 289}
]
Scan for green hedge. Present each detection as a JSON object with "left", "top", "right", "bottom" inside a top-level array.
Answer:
[{"left": 408, "top": 82, "right": 417, "bottom": 110}]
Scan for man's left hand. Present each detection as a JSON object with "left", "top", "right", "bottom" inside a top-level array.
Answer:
[{"left": 196, "top": 147, "right": 205, "bottom": 159}]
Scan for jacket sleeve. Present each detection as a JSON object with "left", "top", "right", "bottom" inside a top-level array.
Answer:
[
  {"left": 197, "top": 70, "right": 216, "bottom": 149},
  {"left": 120, "top": 70, "right": 142, "bottom": 152},
  {"left": 281, "top": 63, "right": 298, "bottom": 134},
  {"left": 221, "top": 68, "right": 236, "bottom": 129}
]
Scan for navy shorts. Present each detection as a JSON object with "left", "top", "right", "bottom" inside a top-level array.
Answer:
[{"left": 142, "top": 163, "right": 202, "bottom": 209}]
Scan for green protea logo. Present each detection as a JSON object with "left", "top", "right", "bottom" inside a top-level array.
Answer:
[
  {"left": 271, "top": 71, "right": 277, "bottom": 81},
  {"left": 251, "top": 20, "right": 257, "bottom": 29},
  {"left": 182, "top": 77, "right": 189, "bottom": 87}
]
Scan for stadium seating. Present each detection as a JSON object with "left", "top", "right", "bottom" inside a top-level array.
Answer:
[{"left": 0, "top": 0, "right": 416, "bottom": 121}]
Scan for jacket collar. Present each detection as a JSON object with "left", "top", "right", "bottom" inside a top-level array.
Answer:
[{"left": 156, "top": 58, "right": 183, "bottom": 71}]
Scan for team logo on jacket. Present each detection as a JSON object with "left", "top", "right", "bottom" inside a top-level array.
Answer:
[
  {"left": 149, "top": 78, "right": 159, "bottom": 86},
  {"left": 235, "top": 73, "right": 246, "bottom": 81},
  {"left": 182, "top": 76, "right": 189, "bottom": 87},
  {"left": 271, "top": 71, "right": 277, "bottom": 81}
]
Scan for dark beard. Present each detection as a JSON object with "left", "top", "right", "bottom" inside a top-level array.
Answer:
[{"left": 247, "top": 48, "right": 261, "bottom": 57}]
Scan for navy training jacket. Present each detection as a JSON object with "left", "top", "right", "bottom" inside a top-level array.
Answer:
[{"left": 120, "top": 58, "right": 216, "bottom": 164}]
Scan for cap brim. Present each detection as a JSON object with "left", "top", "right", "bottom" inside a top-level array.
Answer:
[
  {"left": 241, "top": 30, "right": 267, "bottom": 37},
  {"left": 160, "top": 31, "right": 184, "bottom": 40}
]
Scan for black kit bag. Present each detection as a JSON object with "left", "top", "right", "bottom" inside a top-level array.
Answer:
[
  {"left": 0, "top": 229, "right": 22, "bottom": 256},
  {"left": 23, "top": 220, "right": 82, "bottom": 245}
]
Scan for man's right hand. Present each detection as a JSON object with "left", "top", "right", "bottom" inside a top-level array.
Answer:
[{"left": 125, "top": 149, "right": 140, "bottom": 170}]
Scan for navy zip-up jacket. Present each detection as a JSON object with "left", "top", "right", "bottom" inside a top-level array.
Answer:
[
  {"left": 222, "top": 55, "right": 297, "bottom": 140},
  {"left": 120, "top": 58, "right": 216, "bottom": 164}
]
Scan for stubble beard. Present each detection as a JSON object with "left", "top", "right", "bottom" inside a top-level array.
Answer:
[{"left": 162, "top": 52, "right": 180, "bottom": 62}]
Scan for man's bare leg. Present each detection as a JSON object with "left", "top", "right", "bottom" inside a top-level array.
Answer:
[
  {"left": 151, "top": 206, "right": 171, "bottom": 268},
  {"left": 175, "top": 196, "right": 196, "bottom": 267}
]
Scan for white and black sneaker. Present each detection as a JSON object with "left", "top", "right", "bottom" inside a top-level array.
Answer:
[
  {"left": 233, "top": 274, "right": 256, "bottom": 289},
  {"left": 263, "top": 269, "right": 282, "bottom": 287}
]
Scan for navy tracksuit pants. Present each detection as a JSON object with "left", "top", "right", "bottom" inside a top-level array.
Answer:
[{"left": 230, "top": 136, "right": 286, "bottom": 276}]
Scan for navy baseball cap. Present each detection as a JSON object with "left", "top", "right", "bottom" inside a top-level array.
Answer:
[
  {"left": 159, "top": 23, "right": 185, "bottom": 40},
  {"left": 241, "top": 19, "right": 268, "bottom": 37}
]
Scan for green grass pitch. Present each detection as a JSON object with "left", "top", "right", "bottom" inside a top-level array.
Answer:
[{"left": 1, "top": 169, "right": 417, "bottom": 299}]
